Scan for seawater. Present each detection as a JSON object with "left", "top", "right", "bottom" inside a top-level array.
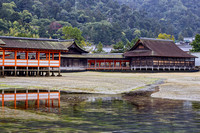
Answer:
[{"left": 0, "top": 93, "right": 200, "bottom": 132}]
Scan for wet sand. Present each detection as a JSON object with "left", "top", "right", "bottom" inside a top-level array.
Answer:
[
  {"left": 150, "top": 72, "right": 200, "bottom": 101},
  {"left": 0, "top": 71, "right": 200, "bottom": 101}
]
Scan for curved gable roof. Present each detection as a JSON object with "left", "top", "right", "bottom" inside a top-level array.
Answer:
[
  {"left": 67, "top": 42, "right": 88, "bottom": 54},
  {"left": 0, "top": 36, "right": 88, "bottom": 53},
  {"left": 124, "top": 38, "right": 196, "bottom": 58}
]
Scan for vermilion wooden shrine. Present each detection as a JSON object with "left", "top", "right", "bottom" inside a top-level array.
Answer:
[
  {"left": 0, "top": 36, "right": 71, "bottom": 76},
  {"left": 0, "top": 36, "right": 197, "bottom": 75},
  {"left": 61, "top": 38, "right": 196, "bottom": 71}
]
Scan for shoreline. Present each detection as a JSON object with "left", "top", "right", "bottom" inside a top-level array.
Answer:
[{"left": 0, "top": 71, "right": 200, "bottom": 102}]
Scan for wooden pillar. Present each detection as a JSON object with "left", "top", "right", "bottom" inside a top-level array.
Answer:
[
  {"left": 14, "top": 51, "right": 17, "bottom": 76},
  {"left": 51, "top": 67, "right": 55, "bottom": 76},
  {"left": 25, "top": 51, "right": 29, "bottom": 76},
  {"left": 58, "top": 67, "right": 61, "bottom": 76},
  {"left": 2, "top": 66, "right": 4, "bottom": 77},
  {"left": 37, "top": 52, "right": 40, "bottom": 76},
  {"left": 37, "top": 67, "right": 40, "bottom": 76},
  {"left": 58, "top": 52, "right": 61, "bottom": 76},
  {"left": 26, "top": 67, "right": 28, "bottom": 76},
  {"left": 14, "top": 66, "right": 17, "bottom": 76},
  {"left": 95, "top": 59, "right": 96, "bottom": 70},
  {"left": 113, "top": 60, "right": 114, "bottom": 70},
  {"left": 48, "top": 52, "right": 50, "bottom": 76},
  {"left": 2, "top": 50, "right": 5, "bottom": 76},
  {"left": 45, "top": 52, "right": 50, "bottom": 76}
]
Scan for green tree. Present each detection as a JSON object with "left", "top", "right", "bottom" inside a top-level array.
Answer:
[
  {"left": 191, "top": 34, "right": 200, "bottom": 52},
  {"left": 111, "top": 41, "right": 124, "bottom": 53},
  {"left": 125, "top": 37, "right": 138, "bottom": 51},
  {"left": 21, "top": 10, "right": 32, "bottom": 23},
  {"left": 62, "top": 26, "right": 85, "bottom": 47},
  {"left": 0, "top": 2, "right": 16, "bottom": 20},
  {"left": 157, "top": 33, "right": 175, "bottom": 41},
  {"left": 178, "top": 33, "right": 184, "bottom": 41},
  {"left": 93, "top": 42, "right": 104, "bottom": 53},
  {"left": 0, "top": 19, "right": 9, "bottom": 31},
  {"left": 38, "top": 24, "right": 50, "bottom": 38},
  {"left": 133, "top": 29, "right": 141, "bottom": 38},
  {"left": 3, "top": 27, "right": 39, "bottom": 38}
]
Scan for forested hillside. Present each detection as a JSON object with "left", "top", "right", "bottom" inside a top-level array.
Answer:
[
  {"left": 116, "top": 0, "right": 200, "bottom": 38},
  {"left": 0, "top": 0, "right": 199, "bottom": 45}
]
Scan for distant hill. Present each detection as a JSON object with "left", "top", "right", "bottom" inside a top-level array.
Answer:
[
  {"left": 116, "top": 0, "right": 200, "bottom": 37},
  {"left": 0, "top": 0, "right": 199, "bottom": 45}
]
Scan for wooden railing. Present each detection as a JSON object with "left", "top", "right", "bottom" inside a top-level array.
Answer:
[
  {"left": 87, "top": 66, "right": 130, "bottom": 70},
  {"left": 0, "top": 59, "right": 59, "bottom": 67}
]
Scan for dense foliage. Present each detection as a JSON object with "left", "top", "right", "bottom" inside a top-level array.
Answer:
[
  {"left": 190, "top": 34, "right": 200, "bottom": 52},
  {"left": 0, "top": 0, "right": 199, "bottom": 46},
  {"left": 93, "top": 42, "right": 104, "bottom": 53},
  {"left": 157, "top": 33, "right": 175, "bottom": 41},
  {"left": 117, "top": 0, "right": 200, "bottom": 38}
]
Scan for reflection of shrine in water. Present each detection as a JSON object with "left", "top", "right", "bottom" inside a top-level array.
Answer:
[{"left": 0, "top": 89, "right": 60, "bottom": 109}]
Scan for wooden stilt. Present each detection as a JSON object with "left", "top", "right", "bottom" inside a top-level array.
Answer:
[
  {"left": 2, "top": 66, "right": 4, "bottom": 77},
  {"left": 57, "top": 67, "right": 61, "bottom": 76},
  {"left": 26, "top": 67, "right": 28, "bottom": 77},
  {"left": 14, "top": 66, "right": 17, "bottom": 76},
  {"left": 48, "top": 67, "right": 50, "bottom": 76},
  {"left": 51, "top": 68, "right": 55, "bottom": 76}
]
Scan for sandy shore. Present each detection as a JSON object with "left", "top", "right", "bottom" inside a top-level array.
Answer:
[{"left": 1, "top": 71, "right": 200, "bottom": 101}]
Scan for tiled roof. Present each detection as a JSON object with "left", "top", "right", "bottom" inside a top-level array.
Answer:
[
  {"left": 124, "top": 38, "right": 196, "bottom": 58},
  {"left": 61, "top": 53, "right": 124, "bottom": 59},
  {"left": 0, "top": 36, "right": 73, "bottom": 51}
]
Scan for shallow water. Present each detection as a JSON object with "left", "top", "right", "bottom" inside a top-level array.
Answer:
[{"left": 0, "top": 93, "right": 200, "bottom": 132}]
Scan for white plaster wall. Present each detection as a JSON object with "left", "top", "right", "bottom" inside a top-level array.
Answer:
[{"left": 191, "top": 52, "right": 200, "bottom": 66}]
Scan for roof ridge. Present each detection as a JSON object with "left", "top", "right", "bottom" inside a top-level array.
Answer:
[
  {"left": 140, "top": 37, "right": 173, "bottom": 42},
  {"left": 0, "top": 36, "right": 74, "bottom": 42}
]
